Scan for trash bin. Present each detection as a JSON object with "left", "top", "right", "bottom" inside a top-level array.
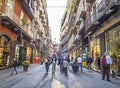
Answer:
[{"left": 82, "top": 61, "right": 86, "bottom": 68}]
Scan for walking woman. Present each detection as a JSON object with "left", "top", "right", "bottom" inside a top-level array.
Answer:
[
  {"left": 44, "top": 57, "right": 50, "bottom": 74},
  {"left": 10, "top": 58, "right": 18, "bottom": 75},
  {"left": 63, "top": 59, "right": 68, "bottom": 76}
]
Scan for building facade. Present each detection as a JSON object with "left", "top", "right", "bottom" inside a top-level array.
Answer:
[
  {"left": 60, "top": 0, "right": 120, "bottom": 75},
  {"left": 0, "top": 0, "right": 51, "bottom": 68}
]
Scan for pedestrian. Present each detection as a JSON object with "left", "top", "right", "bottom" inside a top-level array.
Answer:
[
  {"left": 97, "top": 54, "right": 101, "bottom": 70},
  {"left": 77, "top": 55, "right": 83, "bottom": 72},
  {"left": 52, "top": 54, "right": 57, "bottom": 74},
  {"left": 57, "top": 56, "right": 61, "bottom": 65},
  {"left": 102, "top": 52, "right": 112, "bottom": 81},
  {"left": 72, "top": 58, "right": 79, "bottom": 73},
  {"left": 67, "top": 55, "right": 71, "bottom": 70},
  {"left": 87, "top": 55, "right": 93, "bottom": 72},
  {"left": 44, "top": 57, "right": 50, "bottom": 74},
  {"left": 63, "top": 59, "right": 68, "bottom": 76},
  {"left": 7, "top": 55, "right": 10, "bottom": 67},
  {"left": 60, "top": 54, "right": 64, "bottom": 71},
  {"left": 10, "top": 57, "right": 18, "bottom": 75},
  {"left": 70, "top": 57, "right": 74, "bottom": 65}
]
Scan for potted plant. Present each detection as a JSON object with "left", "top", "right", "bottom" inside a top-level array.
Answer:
[{"left": 22, "top": 60, "right": 30, "bottom": 71}]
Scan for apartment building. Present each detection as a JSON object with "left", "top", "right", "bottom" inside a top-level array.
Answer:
[
  {"left": 0, "top": 0, "right": 50, "bottom": 68},
  {"left": 0, "top": 0, "right": 35, "bottom": 67},
  {"left": 85, "top": 0, "right": 120, "bottom": 75},
  {"left": 34, "top": 0, "right": 50, "bottom": 61},
  {"left": 60, "top": 0, "right": 73, "bottom": 58},
  {"left": 61, "top": 0, "right": 120, "bottom": 75}
]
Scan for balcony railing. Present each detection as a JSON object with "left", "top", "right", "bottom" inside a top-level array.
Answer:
[
  {"left": 20, "top": 0, "right": 34, "bottom": 20},
  {"left": 85, "top": 0, "right": 120, "bottom": 32},
  {"left": 85, "top": 12, "right": 97, "bottom": 32},
  {"left": 96, "top": 0, "right": 120, "bottom": 21},
  {"left": 0, "top": 5, "right": 33, "bottom": 38},
  {"left": 73, "top": 34, "right": 80, "bottom": 44},
  {"left": 86, "top": 0, "right": 95, "bottom": 3}
]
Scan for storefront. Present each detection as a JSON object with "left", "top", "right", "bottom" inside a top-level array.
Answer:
[
  {"left": 90, "top": 38, "right": 101, "bottom": 70},
  {"left": 106, "top": 25, "right": 120, "bottom": 76},
  {"left": 0, "top": 34, "right": 11, "bottom": 67}
]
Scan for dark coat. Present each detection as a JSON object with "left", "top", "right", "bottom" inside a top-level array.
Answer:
[
  {"left": 87, "top": 57, "right": 93, "bottom": 64},
  {"left": 12, "top": 60, "right": 18, "bottom": 67}
]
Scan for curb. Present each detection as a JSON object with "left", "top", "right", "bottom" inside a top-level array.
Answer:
[{"left": 93, "top": 69, "right": 120, "bottom": 80}]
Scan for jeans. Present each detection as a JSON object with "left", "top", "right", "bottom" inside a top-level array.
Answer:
[
  {"left": 45, "top": 63, "right": 49, "bottom": 73},
  {"left": 11, "top": 67, "right": 17, "bottom": 74},
  {"left": 78, "top": 63, "right": 83, "bottom": 72},
  {"left": 52, "top": 63, "right": 56, "bottom": 74}
]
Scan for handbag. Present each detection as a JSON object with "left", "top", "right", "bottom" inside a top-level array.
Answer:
[{"left": 61, "top": 65, "right": 65, "bottom": 71}]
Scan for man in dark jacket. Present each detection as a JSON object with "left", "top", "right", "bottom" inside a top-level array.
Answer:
[
  {"left": 87, "top": 55, "right": 93, "bottom": 72},
  {"left": 10, "top": 58, "right": 18, "bottom": 75}
]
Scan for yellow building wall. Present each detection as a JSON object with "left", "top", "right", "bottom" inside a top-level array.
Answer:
[{"left": 26, "top": 46, "right": 32, "bottom": 58}]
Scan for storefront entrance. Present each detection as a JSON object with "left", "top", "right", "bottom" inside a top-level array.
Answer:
[
  {"left": 0, "top": 34, "right": 11, "bottom": 68},
  {"left": 15, "top": 44, "right": 26, "bottom": 65},
  {"left": 106, "top": 25, "right": 120, "bottom": 76},
  {"left": 90, "top": 38, "right": 101, "bottom": 71}
]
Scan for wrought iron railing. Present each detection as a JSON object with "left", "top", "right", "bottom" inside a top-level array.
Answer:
[
  {"left": 96, "top": 0, "right": 118, "bottom": 20},
  {"left": 0, "top": 5, "right": 33, "bottom": 38},
  {"left": 85, "top": 0, "right": 119, "bottom": 32}
]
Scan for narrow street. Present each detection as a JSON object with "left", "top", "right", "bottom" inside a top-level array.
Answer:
[{"left": 0, "top": 64, "right": 120, "bottom": 88}]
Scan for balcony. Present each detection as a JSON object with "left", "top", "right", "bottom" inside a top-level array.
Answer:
[
  {"left": 79, "top": 4, "right": 86, "bottom": 19},
  {"left": 74, "top": 6, "right": 82, "bottom": 28},
  {"left": 20, "top": 0, "right": 34, "bottom": 20},
  {"left": 80, "top": 11, "right": 86, "bottom": 19},
  {"left": 73, "top": 34, "right": 80, "bottom": 44},
  {"left": 97, "top": 0, "right": 120, "bottom": 23},
  {"left": 86, "top": 0, "right": 95, "bottom": 3},
  {"left": 85, "top": 0, "right": 120, "bottom": 34},
  {"left": 0, "top": 5, "right": 33, "bottom": 39},
  {"left": 79, "top": 21, "right": 85, "bottom": 34},
  {"left": 76, "top": 0, "right": 80, "bottom": 5},
  {"left": 85, "top": 12, "right": 97, "bottom": 33}
]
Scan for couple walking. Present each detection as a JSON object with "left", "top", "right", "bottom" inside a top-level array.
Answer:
[{"left": 45, "top": 54, "right": 57, "bottom": 74}]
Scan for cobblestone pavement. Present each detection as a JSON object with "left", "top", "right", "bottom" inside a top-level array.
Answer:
[{"left": 0, "top": 64, "right": 120, "bottom": 88}]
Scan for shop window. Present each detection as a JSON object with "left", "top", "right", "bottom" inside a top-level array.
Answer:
[{"left": 0, "top": 34, "right": 11, "bottom": 67}]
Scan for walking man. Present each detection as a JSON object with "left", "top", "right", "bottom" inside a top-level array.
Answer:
[
  {"left": 52, "top": 54, "right": 57, "bottom": 75},
  {"left": 10, "top": 58, "right": 18, "bottom": 75},
  {"left": 87, "top": 55, "right": 93, "bottom": 72},
  {"left": 77, "top": 55, "right": 83, "bottom": 72},
  {"left": 102, "top": 52, "right": 112, "bottom": 81}
]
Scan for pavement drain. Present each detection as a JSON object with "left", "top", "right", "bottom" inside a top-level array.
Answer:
[{"left": 51, "top": 78, "right": 65, "bottom": 88}]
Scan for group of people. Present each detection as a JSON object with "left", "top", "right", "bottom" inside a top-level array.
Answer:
[
  {"left": 44, "top": 54, "right": 69, "bottom": 76},
  {"left": 10, "top": 51, "right": 113, "bottom": 82},
  {"left": 44, "top": 54, "right": 57, "bottom": 75},
  {"left": 44, "top": 52, "right": 113, "bottom": 81}
]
